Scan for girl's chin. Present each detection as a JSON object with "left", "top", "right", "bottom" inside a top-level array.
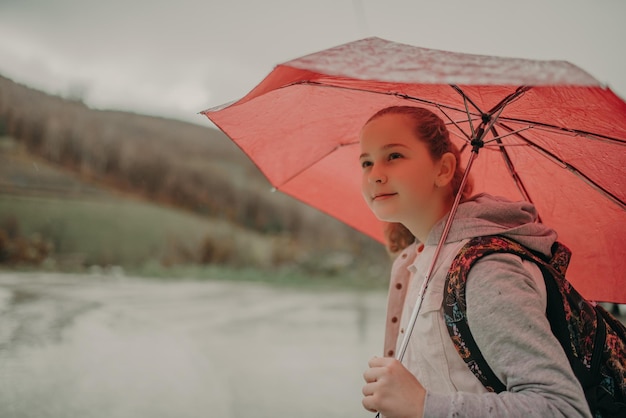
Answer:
[
  {"left": 368, "top": 200, "right": 413, "bottom": 223},
  {"left": 371, "top": 209, "right": 402, "bottom": 223}
]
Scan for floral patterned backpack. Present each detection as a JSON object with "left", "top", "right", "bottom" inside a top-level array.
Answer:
[{"left": 443, "top": 235, "right": 626, "bottom": 418}]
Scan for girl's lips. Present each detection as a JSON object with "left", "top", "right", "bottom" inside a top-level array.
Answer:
[{"left": 372, "top": 193, "right": 398, "bottom": 201}]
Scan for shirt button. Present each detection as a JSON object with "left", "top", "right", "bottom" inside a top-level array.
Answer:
[
  {"left": 387, "top": 350, "right": 394, "bottom": 357},
  {"left": 417, "top": 243, "right": 425, "bottom": 253},
  {"left": 400, "top": 328, "right": 405, "bottom": 334},
  {"left": 401, "top": 253, "right": 407, "bottom": 259},
  {"left": 395, "top": 283, "right": 402, "bottom": 290},
  {"left": 391, "top": 316, "right": 398, "bottom": 323}
]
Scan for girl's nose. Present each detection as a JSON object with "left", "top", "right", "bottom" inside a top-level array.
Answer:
[{"left": 368, "top": 168, "right": 387, "bottom": 184}]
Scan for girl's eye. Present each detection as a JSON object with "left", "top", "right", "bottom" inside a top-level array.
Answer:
[
  {"left": 388, "top": 152, "right": 403, "bottom": 161},
  {"left": 361, "top": 160, "right": 372, "bottom": 169}
]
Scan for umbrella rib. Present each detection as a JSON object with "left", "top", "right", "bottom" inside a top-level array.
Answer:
[
  {"left": 483, "top": 125, "right": 534, "bottom": 144},
  {"left": 450, "top": 84, "right": 484, "bottom": 114},
  {"left": 483, "top": 143, "right": 532, "bottom": 148},
  {"left": 489, "top": 126, "right": 542, "bottom": 222},
  {"left": 437, "top": 105, "right": 472, "bottom": 142},
  {"left": 450, "top": 84, "right": 481, "bottom": 137},
  {"left": 496, "top": 117, "right": 626, "bottom": 146},
  {"left": 445, "top": 117, "right": 482, "bottom": 126},
  {"left": 392, "top": 92, "right": 476, "bottom": 116},
  {"left": 497, "top": 121, "right": 626, "bottom": 210},
  {"left": 487, "top": 86, "right": 532, "bottom": 115},
  {"left": 463, "top": 95, "right": 476, "bottom": 138}
]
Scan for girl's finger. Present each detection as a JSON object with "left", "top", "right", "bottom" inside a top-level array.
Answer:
[
  {"left": 363, "top": 367, "right": 380, "bottom": 383},
  {"left": 362, "top": 394, "right": 378, "bottom": 413},
  {"left": 362, "top": 381, "right": 376, "bottom": 396},
  {"left": 368, "top": 355, "right": 392, "bottom": 368}
]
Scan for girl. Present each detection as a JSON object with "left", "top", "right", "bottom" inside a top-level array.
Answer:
[{"left": 359, "top": 106, "right": 591, "bottom": 418}]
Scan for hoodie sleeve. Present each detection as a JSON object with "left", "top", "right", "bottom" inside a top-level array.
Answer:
[{"left": 423, "top": 252, "right": 592, "bottom": 418}]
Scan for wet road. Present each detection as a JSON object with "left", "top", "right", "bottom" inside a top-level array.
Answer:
[{"left": 0, "top": 273, "right": 387, "bottom": 418}]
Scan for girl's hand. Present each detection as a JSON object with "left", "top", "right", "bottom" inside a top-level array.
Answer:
[{"left": 362, "top": 356, "right": 426, "bottom": 418}]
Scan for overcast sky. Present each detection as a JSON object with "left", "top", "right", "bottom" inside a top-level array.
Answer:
[{"left": 1, "top": 0, "right": 624, "bottom": 125}]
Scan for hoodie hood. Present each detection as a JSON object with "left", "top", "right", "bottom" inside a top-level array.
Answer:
[{"left": 426, "top": 193, "right": 557, "bottom": 258}]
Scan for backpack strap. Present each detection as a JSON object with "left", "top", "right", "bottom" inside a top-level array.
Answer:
[{"left": 443, "top": 235, "right": 572, "bottom": 393}]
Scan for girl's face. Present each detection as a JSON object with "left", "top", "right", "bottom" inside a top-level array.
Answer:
[{"left": 359, "top": 114, "right": 441, "bottom": 225}]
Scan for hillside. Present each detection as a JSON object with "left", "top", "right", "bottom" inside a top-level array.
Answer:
[{"left": 0, "top": 75, "right": 388, "bottom": 276}]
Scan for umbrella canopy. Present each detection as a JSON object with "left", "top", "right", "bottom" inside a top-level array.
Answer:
[{"left": 202, "top": 37, "right": 626, "bottom": 303}]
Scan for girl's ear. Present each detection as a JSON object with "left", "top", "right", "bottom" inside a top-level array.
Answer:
[{"left": 434, "top": 152, "right": 457, "bottom": 188}]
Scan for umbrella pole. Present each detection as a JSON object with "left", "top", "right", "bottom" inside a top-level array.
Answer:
[
  {"left": 395, "top": 143, "right": 480, "bottom": 363},
  {"left": 393, "top": 107, "right": 503, "bottom": 366}
]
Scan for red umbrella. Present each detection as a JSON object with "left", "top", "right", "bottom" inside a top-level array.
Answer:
[{"left": 202, "top": 37, "right": 626, "bottom": 303}]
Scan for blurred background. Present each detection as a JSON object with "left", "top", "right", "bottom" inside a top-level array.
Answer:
[{"left": 0, "top": 1, "right": 625, "bottom": 417}]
